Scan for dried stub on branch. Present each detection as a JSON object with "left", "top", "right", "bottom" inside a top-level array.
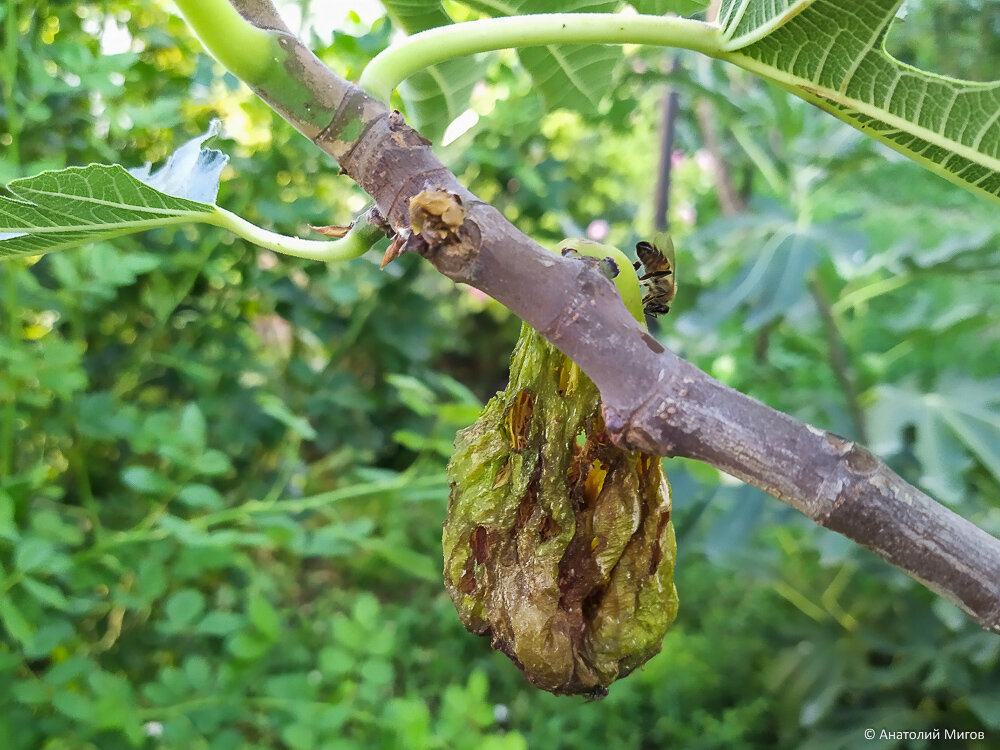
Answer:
[{"left": 444, "top": 324, "right": 678, "bottom": 696}]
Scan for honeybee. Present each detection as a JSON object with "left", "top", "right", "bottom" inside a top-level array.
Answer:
[{"left": 633, "top": 233, "right": 676, "bottom": 317}]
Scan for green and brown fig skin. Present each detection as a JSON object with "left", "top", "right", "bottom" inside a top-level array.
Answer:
[{"left": 444, "top": 324, "right": 679, "bottom": 696}]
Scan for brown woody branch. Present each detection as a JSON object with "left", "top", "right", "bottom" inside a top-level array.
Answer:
[{"left": 222, "top": 0, "right": 1000, "bottom": 634}]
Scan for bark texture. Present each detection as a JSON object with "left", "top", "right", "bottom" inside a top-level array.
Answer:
[{"left": 224, "top": 0, "right": 1000, "bottom": 635}]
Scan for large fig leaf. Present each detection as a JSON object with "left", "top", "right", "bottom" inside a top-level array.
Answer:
[
  {"left": 718, "top": 0, "right": 1000, "bottom": 206},
  {"left": 377, "top": 0, "right": 1000, "bottom": 208}
]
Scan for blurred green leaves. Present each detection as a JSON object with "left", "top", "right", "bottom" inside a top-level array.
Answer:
[
  {"left": 0, "top": 4, "right": 516, "bottom": 748},
  {"left": 869, "top": 376, "right": 1000, "bottom": 505}
]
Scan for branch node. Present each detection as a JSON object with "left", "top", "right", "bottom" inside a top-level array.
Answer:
[
  {"left": 844, "top": 444, "right": 880, "bottom": 476},
  {"left": 381, "top": 232, "right": 408, "bottom": 269},
  {"left": 389, "top": 109, "right": 432, "bottom": 146},
  {"left": 408, "top": 189, "right": 481, "bottom": 276},
  {"left": 821, "top": 430, "right": 880, "bottom": 477}
]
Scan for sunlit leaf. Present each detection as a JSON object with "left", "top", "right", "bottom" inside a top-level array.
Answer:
[
  {"left": 0, "top": 123, "right": 226, "bottom": 260},
  {"left": 398, "top": 61, "right": 484, "bottom": 142}
]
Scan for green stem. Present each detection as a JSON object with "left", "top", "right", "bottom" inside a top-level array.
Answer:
[
  {"left": 831, "top": 274, "right": 913, "bottom": 315},
  {"left": 808, "top": 274, "right": 867, "bottom": 443},
  {"left": 171, "top": 0, "right": 277, "bottom": 85},
  {"left": 76, "top": 475, "right": 444, "bottom": 558},
  {"left": 0, "top": 211, "right": 380, "bottom": 267},
  {"left": 360, "top": 13, "right": 721, "bottom": 102},
  {"left": 188, "top": 474, "right": 445, "bottom": 529},
  {"left": 208, "top": 207, "right": 384, "bottom": 261},
  {"left": 138, "top": 695, "right": 377, "bottom": 722}
]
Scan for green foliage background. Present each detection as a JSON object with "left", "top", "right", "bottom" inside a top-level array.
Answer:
[{"left": 0, "top": 1, "right": 999, "bottom": 748}]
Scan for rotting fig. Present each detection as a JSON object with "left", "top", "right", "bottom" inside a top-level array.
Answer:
[{"left": 444, "top": 323, "right": 678, "bottom": 696}]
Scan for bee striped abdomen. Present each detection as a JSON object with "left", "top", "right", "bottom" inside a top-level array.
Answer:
[{"left": 633, "top": 235, "right": 676, "bottom": 317}]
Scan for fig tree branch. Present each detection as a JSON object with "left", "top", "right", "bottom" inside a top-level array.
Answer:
[{"left": 173, "top": 0, "right": 1000, "bottom": 634}]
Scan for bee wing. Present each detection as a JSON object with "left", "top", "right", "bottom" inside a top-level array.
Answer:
[
  {"left": 635, "top": 234, "right": 674, "bottom": 272},
  {"left": 652, "top": 232, "right": 675, "bottom": 274},
  {"left": 652, "top": 233, "right": 676, "bottom": 303}
]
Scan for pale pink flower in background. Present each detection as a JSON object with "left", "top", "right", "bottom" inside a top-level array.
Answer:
[
  {"left": 671, "top": 150, "right": 686, "bottom": 168},
  {"left": 587, "top": 219, "right": 610, "bottom": 241},
  {"left": 694, "top": 148, "right": 715, "bottom": 173},
  {"left": 676, "top": 202, "right": 697, "bottom": 227}
]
